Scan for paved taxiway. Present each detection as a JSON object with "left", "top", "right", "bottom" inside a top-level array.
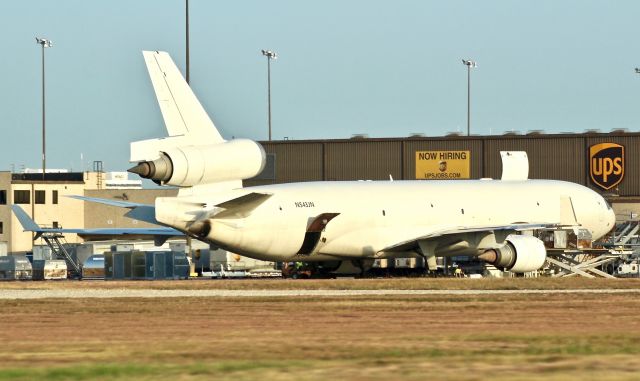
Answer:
[{"left": 1, "top": 288, "right": 640, "bottom": 299}]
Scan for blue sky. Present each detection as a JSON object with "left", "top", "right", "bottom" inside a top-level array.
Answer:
[{"left": 2, "top": 0, "right": 639, "bottom": 172}]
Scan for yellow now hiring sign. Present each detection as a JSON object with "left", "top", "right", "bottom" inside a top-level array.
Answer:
[{"left": 415, "top": 151, "right": 470, "bottom": 179}]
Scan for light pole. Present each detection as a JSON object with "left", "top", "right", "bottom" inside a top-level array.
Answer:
[
  {"left": 462, "top": 59, "right": 476, "bottom": 136},
  {"left": 36, "top": 37, "right": 52, "bottom": 180},
  {"left": 261, "top": 49, "right": 277, "bottom": 141}
]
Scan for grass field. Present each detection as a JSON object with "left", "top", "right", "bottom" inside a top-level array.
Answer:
[{"left": 0, "top": 278, "right": 639, "bottom": 380}]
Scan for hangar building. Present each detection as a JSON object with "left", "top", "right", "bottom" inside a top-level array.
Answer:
[{"left": 245, "top": 131, "right": 639, "bottom": 219}]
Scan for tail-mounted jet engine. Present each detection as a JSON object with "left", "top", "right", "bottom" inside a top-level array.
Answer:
[
  {"left": 478, "top": 235, "right": 547, "bottom": 273},
  {"left": 128, "top": 139, "right": 266, "bottom": 187}
]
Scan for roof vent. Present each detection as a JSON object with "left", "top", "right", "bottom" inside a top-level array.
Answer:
[
  {"left": 445, "top": 131, "right": 464, "bottom": 137},
  {"left": 350, "top": 134, "right": 369, "bottom": 139},
  {"left": 526, "top": 130, "right": 544, "bottom": 135},
  {"left": 584, "top": 129, "right": 601, "bottom": 134},
  {"left": 409, "top": 133, "right": 425, "bottom": 138},
  {"left": 610, "top": 128, "right": 629, "bottom": 134}
]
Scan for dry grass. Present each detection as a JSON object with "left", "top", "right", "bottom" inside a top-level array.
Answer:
[{"left": 0, "top": 286, "right": 639, "bottom": 380}]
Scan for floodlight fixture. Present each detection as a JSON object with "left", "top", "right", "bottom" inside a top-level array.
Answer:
[
  {"left": 462, "top": 59, "right": 476, "bottom": 68},
  {"left": 35, "top": 37, "right": 53, "bottom": 48},
  {"left": 262, "top": 49, "right": 278, "bottom": 60}
]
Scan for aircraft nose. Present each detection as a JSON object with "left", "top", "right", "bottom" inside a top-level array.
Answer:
[{"left": 607, "top": 208, "right": 616, "bottom": 231}]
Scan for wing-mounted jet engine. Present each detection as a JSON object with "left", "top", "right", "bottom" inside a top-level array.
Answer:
[{"left": 478, "top": 234, "right": 547, "bottom": 273}]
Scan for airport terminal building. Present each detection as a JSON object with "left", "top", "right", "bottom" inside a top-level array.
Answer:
[
  {"left": 1, "top": 130, "right": 638, "bottom": 254},
  {"left": 0, "top": 171, "right": 176, "bottom": 254}
]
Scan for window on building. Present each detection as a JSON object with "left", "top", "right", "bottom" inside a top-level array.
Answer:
[
  {"left": 35, "top": 190, "right": 46, "bottom": 204},
  {"left": 52, "top": 221, "right": 59, "bottom": 228},
  {"left": 52, "top": 190, "right": 58, "bottom": 205},
  {"left": 13, "top": 190, "right": 30, "bottom": 204},
  {"left": 0, "top": 221, "right": 3, "bottom": 235},
  {"left": 0, "top": 190, "right": 6, "bottom": 205}
]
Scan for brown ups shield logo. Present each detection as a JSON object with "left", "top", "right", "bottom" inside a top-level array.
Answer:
[{"left": 589, "top": 143, "right": 624, "bottom": 190}]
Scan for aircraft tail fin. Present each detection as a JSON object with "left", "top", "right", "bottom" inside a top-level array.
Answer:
[
  {"left": 142, "top": 51, "right": 224, "bottom": 143},
  {"left": 11, "top": 205, "right": 42, "bottom": 232}
]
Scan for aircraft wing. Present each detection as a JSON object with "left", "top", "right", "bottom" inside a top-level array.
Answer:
[
  {"left": 11, "top": 205, "right": 183, "bottom": 242},
  {"left": 381, "top": 222, "right": 561, "bottom": 252},
  {"left": 68, "top": 195, "right": 162, "bottom": 225},
  {"left": 67, "top": 195, "right": 147, "bottom": 208}
]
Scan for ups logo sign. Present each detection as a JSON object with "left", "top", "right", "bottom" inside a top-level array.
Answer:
[{"left": 589, "top": 143, "right": 624, "bottom": 190}]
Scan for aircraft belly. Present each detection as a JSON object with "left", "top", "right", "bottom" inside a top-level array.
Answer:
[
  {"left": 207, "top": 220, "right": 305, "bottom": 260},
  {"left": 318, "top": 229, "right": 388, "bottom": 258}
]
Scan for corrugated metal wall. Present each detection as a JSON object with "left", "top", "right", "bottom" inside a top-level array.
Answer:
[
  {"left": 325, "top": 141, "right": 402, "bottom": 180},
  {"left": 244, "top": 133, "right": 640, "bottom": 197},
  {"left": 250, "top": 142, "right": 324, "bottom": 186},
  {"left": 483, "top": 136, "right": 586, "bottom": 183}
]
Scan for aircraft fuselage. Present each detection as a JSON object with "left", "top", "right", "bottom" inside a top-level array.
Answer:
[{"left": 155, "top": 179, "right": 615, "bottom": 262}]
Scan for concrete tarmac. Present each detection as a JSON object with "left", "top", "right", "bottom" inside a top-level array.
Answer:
[{"left": 1, "top": 288, "right": 640, "bottom": 299}]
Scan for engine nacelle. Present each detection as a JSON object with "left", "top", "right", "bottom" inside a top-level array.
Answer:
[
  {"left": 128, "top": 139, "right": 266, "bottom": 187},
  {"left": 478, "top": 235, "right": 547, "bottom": 273}
]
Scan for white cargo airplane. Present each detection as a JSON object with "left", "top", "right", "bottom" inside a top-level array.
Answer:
[{"left": 73, "top": 51, "right": 615, "bottom": 273}]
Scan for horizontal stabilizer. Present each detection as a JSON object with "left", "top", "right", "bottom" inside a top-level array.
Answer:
[
  {"left": 11, "top": 205, "right": 181, "bottom": 238},
  {"left": 40, "top": 227, "right": 182, "bottom": 236},
  {"left": 213, "top": 192, "right": 272, "bottom": 219},
  {"left": 125, "top": 205, "right": 161, "bottom": 225},
  {"left": 68, "top": 195, "right": 148, "bottom": 209}
]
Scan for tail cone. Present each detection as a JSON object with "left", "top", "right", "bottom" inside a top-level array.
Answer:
[
  {"left": 128, "top": 162, "right": 153, "bottom": 178},
  {"left": 127, "top": 154, "right": 172, "bottom": 182}
]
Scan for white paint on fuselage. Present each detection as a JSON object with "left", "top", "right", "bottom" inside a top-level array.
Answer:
[{"left": 156, "top": 179, "right": 615, "bottom": 262}]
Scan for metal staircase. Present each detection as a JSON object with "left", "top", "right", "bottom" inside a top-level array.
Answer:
[
  {"left": 40, "top": 233, "right": 82, "bottom": 278},
  {"left": 611, "top": 221, "right": 640, "bottom": 246}
]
